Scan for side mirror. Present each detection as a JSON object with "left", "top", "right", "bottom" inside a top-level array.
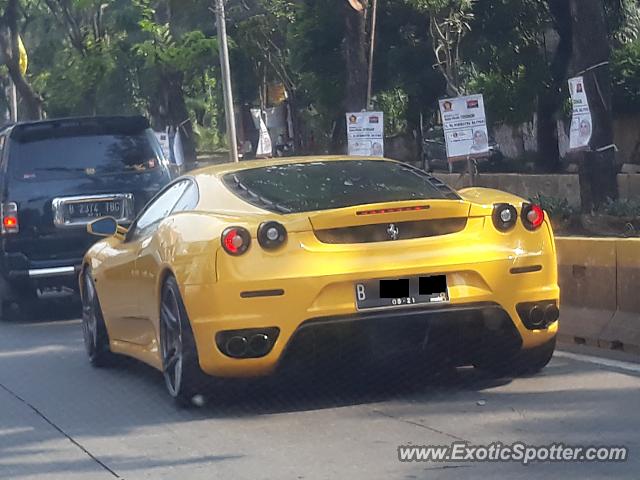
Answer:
[{"left": 87, "top": 217, "right": 118, "bottom": 237}]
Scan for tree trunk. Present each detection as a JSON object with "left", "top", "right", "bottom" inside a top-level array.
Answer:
[
  {"left": 537, "top": 0, "right": 573, "bottom": 172},
  {"left": 0, "top": 0, "right": 43, "bottom": 120},
  {"left": 331, "top": 1, "right": 368, "bottom": 153},
  {"left": 343, "top": 3, "right": 368, "bottom": 112},
  {"left": 569, "top": 0, "right": 618, "bottom": 211}
]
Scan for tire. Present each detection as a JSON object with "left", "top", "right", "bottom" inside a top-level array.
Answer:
[
  {"left": 81, "top": 269, "right": 116, "bottom": 367},
  {"left": 159, "top": 276, "right": 208, "bottom": 407},
  {"left": 475, "top": 336, "right": 556, "bottom": 377}
]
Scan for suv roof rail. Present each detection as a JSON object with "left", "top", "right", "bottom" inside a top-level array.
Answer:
[{"left": 10, "top": 115, "right": 150, "bottom": 143}]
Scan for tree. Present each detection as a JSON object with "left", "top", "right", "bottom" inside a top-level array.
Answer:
[
  {"left": 569, "top": 0, "right": 618, "bottom": 210},
  {"left": 343, "top": 0, "right": 368, "bottom": 112},
  {"left": 0, "top": 0, "right": 43, "bottom": 119},
  {"left": 132, "top": 0, "right": 220, "bottom": 164},
  {"left": 408, "top": 0, "right": 474, "bottom": 96}
]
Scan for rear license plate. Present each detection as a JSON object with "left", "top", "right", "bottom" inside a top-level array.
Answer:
[
  {"left": 355, "top": 275, "right": 448, "bottom": 310},
  {"left": 65, "top": 200, "right": 123, "bottom": 221}
]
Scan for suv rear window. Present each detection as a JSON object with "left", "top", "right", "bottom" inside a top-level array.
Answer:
[
  {"left": 223, "top": 160, "right": 458, "bottom": 214},
  {"left": 9, "top": 131, "right": 162, "bottom": 181}
]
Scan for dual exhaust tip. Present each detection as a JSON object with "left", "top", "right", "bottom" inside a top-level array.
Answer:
[
  {"left": 216, "top": 328, "right": 280, "bottom": 359},
  {"left": 518, "top": 302, "right": 559, "bottom": 330}
]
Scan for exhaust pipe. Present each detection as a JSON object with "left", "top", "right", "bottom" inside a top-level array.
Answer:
[
  {"left": 544, "top": 304, "right": 560, "bottom": 325},
  {"left": 529, "top": 306, "right": 544, "bottom": 327},
  {"left": 248, "top": 333, "right": 270, "bottom": 356},
  {"left": 225, "top": 336, "right": 248, "bottom": 358}
]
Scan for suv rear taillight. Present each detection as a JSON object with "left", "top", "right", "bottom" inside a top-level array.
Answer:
[{"left": 1, "top": 202, "right": 19, "bottom": 234}]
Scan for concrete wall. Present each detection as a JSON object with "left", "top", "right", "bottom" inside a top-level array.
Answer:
[
  {"left": 556, "top": 237, "right": 640, "bottom": 354},
  {"left": 489, "top": 113, "right": 640, "bottom": 165},
  {"left": 435, "top": 173, "right": 582, "bottom": 207},
  {"left": 436, "top": 173, "right": 640, "bottom": 206}
]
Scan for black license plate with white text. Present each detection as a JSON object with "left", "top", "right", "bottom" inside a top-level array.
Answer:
[{"left": 355, "top": 275, "right": 449, "bottom": 310}]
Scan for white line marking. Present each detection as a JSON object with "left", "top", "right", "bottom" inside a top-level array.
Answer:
[{"left": 556, "top": 351, "right": 640, "bottom": 374}]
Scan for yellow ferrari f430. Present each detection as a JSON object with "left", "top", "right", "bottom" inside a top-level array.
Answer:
[{"left": 81, "top": 157, "right": 559, "bottom": 403}]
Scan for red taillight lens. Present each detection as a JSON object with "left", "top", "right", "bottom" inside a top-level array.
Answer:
[
  {"left": 1, "top": 202, "right": 19, "bottom": 234},
  {"left": 522, "top": 204, "right": 545, "bottom": 230},
  {"left": 221, "top": 227, "right": 251, "bottom": 255}
]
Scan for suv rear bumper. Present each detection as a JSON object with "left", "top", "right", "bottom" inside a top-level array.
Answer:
[{"left": 1, "top": 253, "right": 82, "bottom": 298}]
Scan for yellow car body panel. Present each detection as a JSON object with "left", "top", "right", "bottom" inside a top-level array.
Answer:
[{"left": 83, "top": 156, "right": 559, "bottom": 379}]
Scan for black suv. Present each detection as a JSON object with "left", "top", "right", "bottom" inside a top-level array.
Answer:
[{"left": 0, "top": 116, "right": 173, "bottom": 319}]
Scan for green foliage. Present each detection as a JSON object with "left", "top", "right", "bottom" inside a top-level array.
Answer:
[
  {"left": 608, "top": 0, "right": 640, "bottom": 45},
  {"left": 530, "top": 194, "right": 575, "bottom": 221},
  {"left": 599, "top": 198, "right": 640, "bottom": 217},
  {"left": 612, "top": 39, "right": 640, "bottom": 113},
  {"left": 9, "top": 0, "right": 640, "bottom": 158},
  {"left": 408, "top": 0, "right": 474, "bottom": 14},
  {"left": 374, "top": 88, "right": 409, "bottom": 137}
]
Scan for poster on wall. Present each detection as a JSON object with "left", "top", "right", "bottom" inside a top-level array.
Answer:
[
  {"left": 154, "top": 131, "right": 172, "bottom": 161},
  {"left": 438, "top": 94, "right": 489, "bottom": 162},
  {"left": 568, "top": 76, "right": 592, "bottom": 151},
  {"left": 250, "top": 109, "right": 273, "bottom": 157},
  {"left": 346, "top": 111, "right": 384, "bottom": 157}
]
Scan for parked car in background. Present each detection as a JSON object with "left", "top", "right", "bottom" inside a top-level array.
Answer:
[
  {"left": 0, "top": 116, "right": 173, "bottom": 320},
  {"left": 422, "top": 126, "right": 506, "bottom": 173}
]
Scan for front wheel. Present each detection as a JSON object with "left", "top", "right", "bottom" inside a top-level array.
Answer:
[
  {"left": 160, "top": 276, "right": 208, "bottom": 407},
  {"left": 475, "top": 336, "right": 556, "bottom": 377}
]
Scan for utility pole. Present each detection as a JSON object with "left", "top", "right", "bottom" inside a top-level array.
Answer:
[
  {"left": 214, "top": 0, "right": 239, "bottom": 163},
  {"left": 366, "top": 0, "right": 379, "bottom": 110}
]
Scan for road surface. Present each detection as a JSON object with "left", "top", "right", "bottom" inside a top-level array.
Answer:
[{"left": 1, "top": 308, "right": 639, "bottom": 480}]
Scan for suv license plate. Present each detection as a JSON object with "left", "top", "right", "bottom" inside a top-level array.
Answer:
[{"left": 65, "top": 200, "right": 123, "bottom": 221}]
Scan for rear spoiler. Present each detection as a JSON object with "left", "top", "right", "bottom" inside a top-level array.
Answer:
[{"left": 10, "top": 116, "right": 150, "bottom": 143}]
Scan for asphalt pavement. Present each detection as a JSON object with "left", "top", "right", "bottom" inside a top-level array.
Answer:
[{"left": 1, "top": 305, "right": 639, "bottom": 480}]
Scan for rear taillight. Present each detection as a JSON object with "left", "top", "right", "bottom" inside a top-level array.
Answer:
[
  {"left": 492, "top": 203, "right": 517, "bottom": 232},
  {"left": 258, "top": 221, "right": 287, "bottom": 250},
  {"left": 1, "top": 202, "right": 19, "bottom": 234},
  {"left": 522, "top": 204, "right": 545, "bottom": 231},
  {"left": 221, "top": 227, "right": 251, "bottom": 256}
]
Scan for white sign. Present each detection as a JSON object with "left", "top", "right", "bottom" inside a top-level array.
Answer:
[
  {"left": 346, "top": 111, "right": 384, "bottom": 157},
  {"left": 154, "top": 131, "right": 171, "bottom": 161},
  {"left": 173, "top": 130, "right": 184, "bottom": 166},
  {"left": 251, "top": 109, "right": 273, "bottom": 157},
  {"left": 439, "top": 94, "right": 489, "bottom": 162},
  {"left": 568, "top": 76, "right": 592, "bottom": 151}
]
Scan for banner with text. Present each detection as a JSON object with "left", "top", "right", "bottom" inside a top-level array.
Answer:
[
  {"left": 439, "top": 94, "right": 489, "bottom": 162},
  {"left": 568, "top": 76, "right": 592, "bottom": 151},
  {"left": 346, "top": 111, "right": 384, "bottom": 157}
]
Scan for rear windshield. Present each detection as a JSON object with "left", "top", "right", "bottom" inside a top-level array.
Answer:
[
  {"left": 9, "top": 131, "right": 162, "bottom": 181},
  {"left": 223, "top": 160, "right": 458, "bottom": 213}
]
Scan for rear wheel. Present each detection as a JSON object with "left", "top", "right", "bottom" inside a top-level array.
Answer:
[
  {"left": 81, "top": 270, "right": 116, "bottom": 367},
  {"left": 160, "top": 276, "right": 208, "bottom": 407},
  {"left": 475, "top": 336, "right": 556, "bottom": 377}
]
